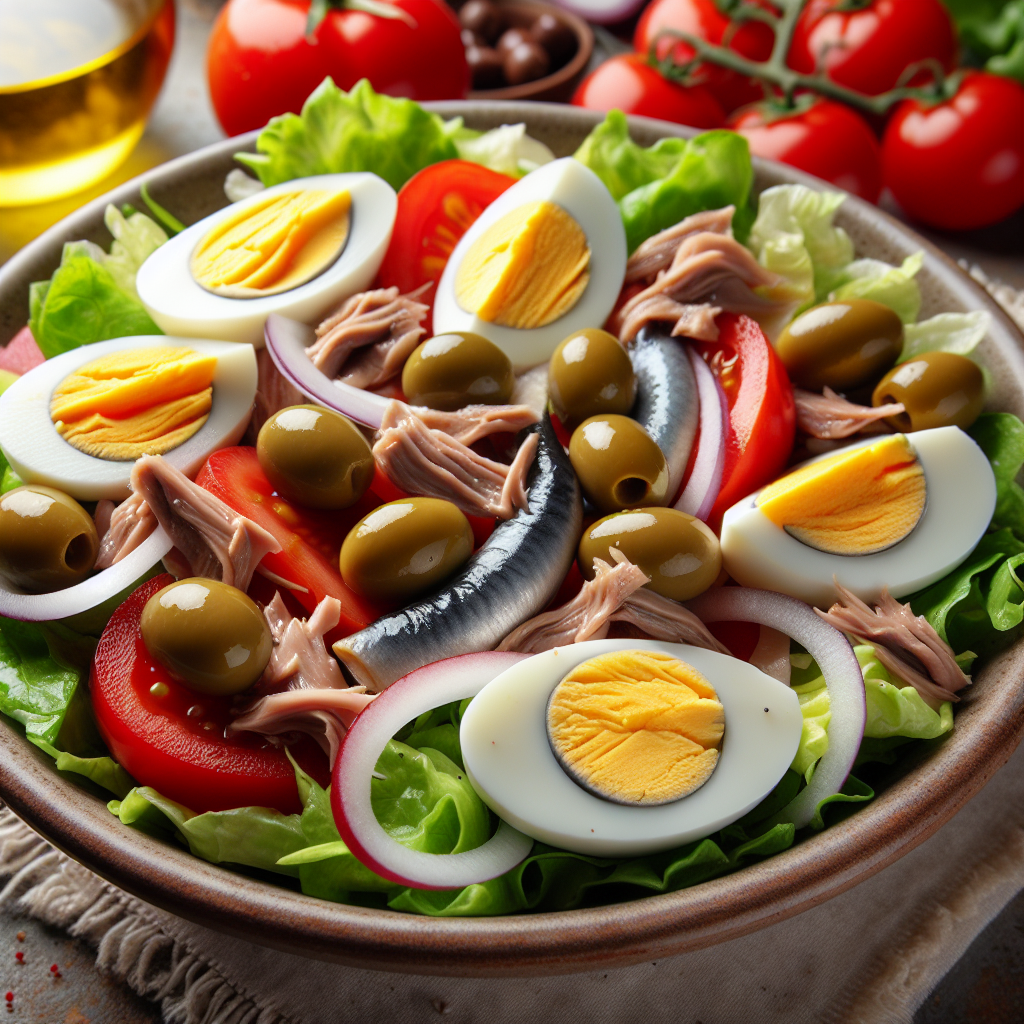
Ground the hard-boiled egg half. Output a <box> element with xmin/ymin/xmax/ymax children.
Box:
<box><xmin>432</xmin><ymin>158</ymin><xmax>627</xmax><ymax>371</ymax></box>
<box><xmin>460</xmin><ymin>639</ymin><xmax>802</xmax><ymax>857</ymax></box>
<box><xmin>721</xmin><ymin>427</ymin><xmax>996</xmax><ymax>608</ymax></box>
<box><xmin>137</xmin><ymin>173</ymin><xmax>397</xmax><ymax>346</ymax></box>
<box><xmin>0</xmin><ymin>336</ymin><xmax>256</xmax><ymax>501</ymax></box>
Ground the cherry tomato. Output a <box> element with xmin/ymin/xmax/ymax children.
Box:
<box><xmin>727</xmin><ymin>99</ymin><xmax>883</xmax><ymax>202</ymax></box>
<box><xmin>572</xmin><ymin>54</ymin><xmax>725</xmax><ymax>129</ymax></box>
<box><xmin>634</xmin><ymin>0</ymin><xmax>775</xmax><ymax>113</ymax></box>
<box><xmin>882</xmin><ymin>72</ymin><xmax>1024</xmax><ymax>231</ymax></box>
<box><xmin>694</xmin><ymin>313</ymin><xmax>795</xmax><ymax>529</ymax></box>
<box><xmin>195</xmin><ymin>446</ymin><xmax>386</xmax><ymax>643</ymax></box>
<box><xmin>375</xmin><ymin>160</ymin><xmax>516</xmax><ymax>334</ymax></box>
<box><xmin>91</xmin><ymin>574</ymin><xmax>330</xmax><ymax>814</ymax></box>
<box><xmin>788</xmin><ymin>0</ymin><xmax>956</xmax><ymax>97</ymax></box>
<box><xmin>207</xmin><ymin>0</ymin><xmax>468</xmax><ymax>137</ymax></box>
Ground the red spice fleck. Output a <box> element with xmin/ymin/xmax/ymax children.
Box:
<box><xmin>14</xmin><ymin>932</ymin><xmax>24</xmax><ymax>942</ymax></box>
<box><xmin>4</xmin><ymin>993</ymin><xmax>12</xmax><ymax>1003</ymax></box>
<box><xmin>50</xmin><ymin>964</ymin><xmax>59</xmax><ymax>974</ymax></box>
<box><xmin>14</xmin><ymin>951</ymin><xmax>23</xmax><ymax>963</ymax></box>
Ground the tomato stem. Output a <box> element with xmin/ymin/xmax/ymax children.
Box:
<box><xmin>306</xmin><ymin>0</ymin><xmax>417</xmax><ymax>41</ymax></box>
<box><xmin>652</xmin><ymin>0</ymin><xmax>945</xmax><ymax>116</ymax></box>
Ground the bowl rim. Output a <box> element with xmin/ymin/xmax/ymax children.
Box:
<box><xmin>1</xmin><ymin>102</ymin><xmax>1023</xmax><ymax>977</ymax></box>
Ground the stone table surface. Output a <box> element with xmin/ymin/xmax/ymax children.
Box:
<box><xmin>0</xmin><ymin>1</ymin><xmax>1022</xmax><ymax>1021</ymax></box>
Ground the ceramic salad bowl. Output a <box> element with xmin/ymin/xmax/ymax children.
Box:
<box><xmin>0</xmin><ymin>102</ymin><xmax>1022</xmax><ymax>977</ymax></box>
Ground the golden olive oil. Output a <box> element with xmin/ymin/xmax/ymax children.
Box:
<box><xmin>0</xmin><ymin>0</ymin><xmax>174</xmax><ymax>206</ymax></box>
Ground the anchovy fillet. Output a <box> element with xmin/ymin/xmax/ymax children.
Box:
<box><xmin>630</xmin><ymin>326</ymin><xmax>699</xmax><ymax>500</ymax></box>
<box><xmin>334</xmin><ymin>415</ymin><xmax>582</xmax><ymax>691</ymax></box>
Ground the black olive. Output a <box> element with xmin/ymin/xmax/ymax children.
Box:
<box><xmin>497</xmin><ymin>27</ymin><xmax>532</xmax><ymax>56</ymax></box>
<box><xmin>531</xmin><ymin>13</ymin><xmax>576</xmax><ymax>66</ymax></box>
<box><xmin>466</xmin><ymin>45</ymin><xmax>505</xmax><ymax>90</ymax></box>
<box><xmin>460</xmin><ymin>0</ymin><xmax>503</xmax><ymax>45</ymax></box>
<box><xmin>504</xmin><ymin>40</ymin><xmax>550</xmax><ymax>86</ymax></box>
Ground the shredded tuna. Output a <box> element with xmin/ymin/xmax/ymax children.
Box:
<box><xmin>619</xmin><ymin>296</ymin><xmax>722</xmax><ymax>345</ymax></box>
<box><xmin>750</xmin><ymin>625</ymin><xmax>792</xmax><ymax>685</ymax></box>
<box><xmin>413</xmin><ymin>404</ymin><xmax>539</xmax><ymax>446</ymax></box>
<box><xmin>260</xmin><ymin>592</ymin><xmax>346</xmax><ymax>692</ymax></box>
<box><xmin>306</xmin><ymin>286</ymin><xmax>429</xmax><ymax>387</ymax></box>
<box><xmin>498</xmin><ymin>549</ymin><xmax>728</xmax><ymax>655</ymax></box>
<box><xmin>129</xmin><ymin>455</ymin><xmax>282</xmax><ymax>590</ymax></box>
<box><xmin>817</xmin><ymin>581</ymin><xmax>970</xmax><ymax>708</ymax></box>
<box><xmin>95</xmin><ymin>493</ymin><xmax>156</xmax><ymax>568</ymax></box>
<box><xmin>624</xmin><ymin>206</ymin><xmax>736</xmax><ymax>283</ymax></box>
<box><xmin>373</xmin><ymin>401</ymin><xmax>537</xmax><ymax>519</ymax></box>
<box><xmin>795</xmin><ymin>386</ymin><xmax>905</xmax><ymax>439</ymax></box>
<box><xmin>230</xmin><ymin>688</ymin><xmax>375</xmax><ymax>764</ymax></box>
<box><xmin>249</xmin><ymin>348</ymin><xmax>304</xmax><ymax>439</ymax></box>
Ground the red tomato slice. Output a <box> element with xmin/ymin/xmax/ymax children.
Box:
<box><xmin>92</xmin><ymin>574</ymin><xmax>329</xmax><ymax>814</ymax></box>
<box><xmin>375</xmin><ymin>159</ymin><xmax>517</xmax><ymax>333</ymax></box>
<box><xmin>196</xmin><ymin>447</ymin><xmax>385</xmax><ymax>643</ymax></box>
<box><xmin>693</xmin><ymin>313</ymin><xmax>795</xmax><ymax>528</ymax></box>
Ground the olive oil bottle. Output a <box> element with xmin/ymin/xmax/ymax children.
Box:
<box><xmin>0</xmin><ymin>0</ymin><xmax>174</xmax><ymax>206</ymax></box>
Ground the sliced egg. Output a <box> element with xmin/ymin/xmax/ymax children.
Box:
<box><xmin>137</xmin><ymin>173</ymin><xmax>397</xmax><ymax>346</ymax></box>
<box><xmin>461</xmin><ymin>639</ymin><xmax>802</xmax><ymax>857</ymax></box>
<box><xmin>0</xmin><ymin>336</ymin><xmax>256</xmax><ymax>501</ymax></box>
<box><xmin>432</xmin><ymin>158</ymin><xmax>627</xmax><ymax>372</ymax></box>
<box><xmin>721</xmin><ymin>426</ymin><xmax>996</xmax><ymax>608</ymax></box>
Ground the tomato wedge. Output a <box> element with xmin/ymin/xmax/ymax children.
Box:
<box><xmin>693</xmin><ymin>313</ymin><xmax>795</xmax><ymax>527</ymax></box>
<box><xmin>196</xmin><ymin>447</ymin><xmax>386</xmax><ymax>643</ymax></box>
<box><xmin>92</xmin><ymin>574</ymin><xmax>329</xmax><ymax>814</ymax></box>
<box><xmin>375</xmin><ymin>159</ymin><xmax>516</xmax><ymax>333</ymax></box>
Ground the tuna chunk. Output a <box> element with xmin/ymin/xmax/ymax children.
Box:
<box><xmin>794</xmin><ymin>387</ymin><xmax>905</xmax><ymax>440</ymax></box>
<box><xmin>412</xmin><ymin>404</ymin><xmax>539</xmax><ymax>446</ymax></box>
<box><xmin>624</xmin><ymin>206</ymin><xmax>736</xmax><ymax>283</ymax></box>
<box><xmin>94</xmin><ymin>493</ymin><xmax>155</xmax><ymax>569</ymax></box>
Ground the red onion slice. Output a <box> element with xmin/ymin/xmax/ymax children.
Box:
<box><xmin>264</xmin><ymin>313</ymin><xmax>390</xmax><ymax>430</ymax></box>
<box><xmin>686</xmin><ymin>587</ymin><xmax>866</xmax><ymax>830</ymax></box>
<box><xmin>675</xmin><ymin>348</ymin><xmax>728</xmax><ymax>522</ymax></box>
<box><xmin>331</xmin><ymin>651</ymin><xmax>534</xmax><ymax>889</ymax></box>
<box><xmin>0</xmin><ymin>526</ymin><xmax>172</xmax><ymax>622</ymax></box>
<box><xmin>553</xmin><ymin>0</ymin><xmax>648</xmax><ymax>24</ymax></box>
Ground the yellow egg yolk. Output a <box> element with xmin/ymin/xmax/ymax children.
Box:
<box><xmin>547</xmin><ymin>649</ymin><xmax>725</xmax><ymax>806</ymax></box>
<box><xmin>454</xmin><ymin>200</ymin><xmax>591</xmax><ymax>329</ymax></box>
<box><xmin>191</xmin><ymin>188</ymin><xmax>351</xmax><ymax>297</ymax></box>
<box><xmin>756</xmin><ymin>434</ymin><xmax>926</xmax><ymax>555</ymax></box>
<box><xmin>50</xmin><ymin>347</ymin><xmax>216</xmax><ymax>461</ymax></box>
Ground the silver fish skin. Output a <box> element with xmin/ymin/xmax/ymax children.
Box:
<box><xmin>630</xmin><ymin>326</ymin><xmax>699</xmax><ymax>500</ymax></box>
<box><xmin>334</xmin><ymin>414</ymin><xmax>582</xmax><ymax>691</ymax></box>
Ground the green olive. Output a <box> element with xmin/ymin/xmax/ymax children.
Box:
<box><xmin>257</xmin><ymin>405</ymin><xmax>374</xmax><ymax>510</ymax></box>
<box><xmin>569</xmin><ymin>415</ymin><xmax>669</xmax><ymax>514</ymax></box>
<box><xmin>578</xmin><ymin>507</ymin><xmax>721</xmax><ymax>601</ymax></box>
<box><xmin>0</xmin><ymin>485</ymin><xmax>98</xmax><ymax>593</ymax></box>
<box><xmin>140</xmin><ymin>578</ymin><xmax>272</xmax><ymax>697</ymax></box>
<box><xmin>339</xmin><ymin>497</ymin><xmax>474</xmax><ymax>604</ymax></box>
<box><xmin>872</xmin><ymin>351</ymin><xmax>985</xmax><ymax>432</ymax></box>
<box><xmin>548</xmin><ymin>328</ymin><xmax>637</xmax><ymax>427</ymax></box>
<box><xmin>401</xmin><ymin>332</ymin><xmax>514</xmax><ymax>411</ymax></box>
<box><xmin>776</xmin><ymin>299</ymin><xmax>904</xmax><ymax>391</ymax></box>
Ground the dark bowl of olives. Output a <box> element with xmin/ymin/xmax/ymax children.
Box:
<box><xmin>456</xmin><ymin>0</ymin><xmax>594</xmax><ymax>101</ymax></box>
<box><xmin>1</xmin><ymin>103</ymin><xmax>1024</xmax><ymax>980</ymax></box>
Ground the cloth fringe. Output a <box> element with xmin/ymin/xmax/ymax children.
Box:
<box><xmin>0</xmin><ymin>805</ymin><xmax>289</xmax><ymax>1024</ymax></box>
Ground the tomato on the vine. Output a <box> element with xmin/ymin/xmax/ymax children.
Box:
<box><xmin>727</xmin><ymin>98</ymin><xmax>883</xmax><ymax>202</ymax></box>
<box><xmin>92</xmin><ymin>575</ymin><xmax>330</xmax><ymax>814</ymax></box>
<box><xmin>572</xmin><ymin>54</ymin><xmax>725</xmax><ymax>129</ymax></box>
<box><xmin>375</xmin><ymin>160</ymin><xmax>516</xmax><ymax>334</ymax></box>
<box><xmin>207</xmin><ymin>0</ymin><xmax>468</xmax><ymax>137</ymax></box>
<box><xmin>693</xmin><ymin>313</ymin><xmax>795</xmax><ymax>528</ymax></box>
<box><xmin>788</xmin><ymin>0</ymin><xmax>956</xmax><ymax>97</ymax></box>
<box><xmin>634</xmin><ymin>0</ymin><xmax>775</xmax><ymax>113</ymax></box>
<box><xmin>882</xmin><ymin>72</ymin><xmax>1024</xmax><ymax>230</ymax></box>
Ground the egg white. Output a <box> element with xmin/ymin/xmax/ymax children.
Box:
<box><xmin>0</xmin><ymin>336</ymin><xmax>257</xmax><ymax>501</ymax></box>
<box><xmin>720</xmin><ymin>426</ymin><xmax>996</xmax><ymax>609</ymax></box>
<box><xmin>136</xmin><ymin>173</ymin><xmax>398</xmax><ymax>346</ymax></box>
<box><xmin>432</xmin><ymin>158</ymin><xmax>627</xmax><ymax>372</ymax></box>
<box><xmin>460</xmin><ymin>638</ymin><xmax>802</xmax><ymax>857</ymax></box>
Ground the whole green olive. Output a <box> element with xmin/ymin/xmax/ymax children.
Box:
<box><xmin>257</xmin><ymin>405</ymin><xmax>374</xmax><ymax>510</ymax></box>
<box><xmin>569</xmin><ymin>415</ymin><xmax>670</xmax><ymax>514</ymax></box>
<box><xmin>339</xmin><ymin>497</ymin><xmax>474</xmax><ymax>604</ymax></box>
<box><xmin>0</xmin><ymin>485</ymin><xmax>98</xmax><ymax>593</ymax></box>
<box><xmin>401</xmin><ymin>331</ymin><xmax>514</xmax><ymax>411</ymax></box>
<box><xmin>140</xmin><ymin>578</ymin><xmax>272</xmax><ymax>697</ymax></box>
<box><xmin>578</xmin><ymin>507</ymin><xmax>722</xmax><ymax>601</ymax></box>
<box><xmin>548</xmin><ymin>327</ymin><xmax>637</xmax><ymax>427</ymax></box>
<box><xmin>872</xmin><ymin>350</ymin><xmax>986</xmax><ymax>431</ymax></box>
<box><xmin>776</xmin><ymin>299</ymin><xmax>904</xmax><ymax>391</ymax></box>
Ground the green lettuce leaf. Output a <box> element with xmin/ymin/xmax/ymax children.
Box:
<box><xmin>448</xmin><ymin>121</ymin><xmax>555</xmax><ymax>178</ymax></box>
<box><xmin>99</xmin><ymin>205</ymin><xmax>168</xmax><ymax>299</ymax></box>
<box><xmin>944</xmin><ymin>0</ymin><xmax>1024</xmax><ymax>83</ymax></box>
<box><xmin>746</xmin><ymin>184</ymin><xmax>855</xmax><ymax>310</ymax></box>
<box><xmin>829</xmin><ymin>252</ymin><xmax>924</xmax><ymax>324</ymax></box>
<box><xmin>968</xmin><ymin>412</ymin><xmax>1024</xmax><ymax>539</ymax></box>
<box><xmin>237</xmin><ymin>78</ymin><xmax>459</xmax><ymax>192</ymax></box>
<box><xmin>898</xmin><ymin>310</ymin><xmax>991</xmax><ymax>363</ymax></box>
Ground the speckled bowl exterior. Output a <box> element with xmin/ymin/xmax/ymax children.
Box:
<box><xmin>1</xmin><ymin>104</ymin><xmax>1022</xmax><ymax>977</ymax></box>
